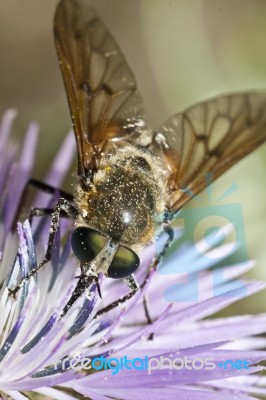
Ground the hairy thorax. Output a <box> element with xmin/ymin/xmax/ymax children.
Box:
<box><xmin>75</xmin><ymin>147</ymin><xmax>168</xmax><ymax>250</ymax></box>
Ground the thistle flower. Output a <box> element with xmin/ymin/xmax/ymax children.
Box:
<box><xmin>0</xmin><ymin>109</ymin><xmax>266</xmax><ymax>400</ymax></box>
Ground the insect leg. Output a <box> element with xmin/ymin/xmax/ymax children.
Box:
<box><xmin>13</xmin><ymin>178</ymin><xmax>74</xmax><ymax>229</ymax></box>
<box><xmin>149</xmin><ymin>226</ymin><xmax>175</xmax><ymax>272</ymax></box>
<box><xmin>23</xmin><ymin>178</ymin><xmax>73</xmax><ymax>201</ymax></box>
<box><xmin>60</xmin><ymin>273</ymin><xmax>97</xmax><ymax>317</ymax></box>
<box><xmin>141</xmin><ymin>226</ymin><xmax>175</xmax><ymax>333</ymax></box>
<box><xmin>8</xmin><ymin>198</ymin><xmax>77</xmax><ymax>297</ymax></box>
<box><xmin>94</xmin><ymin>275</ymin><xmax>138</xmax><ymax>319</ymax></box>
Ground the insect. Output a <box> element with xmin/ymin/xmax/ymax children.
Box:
<box><xmin>9</xmin><ymin>0</ymin><xmax>266</xmax><ymax>317</ymax></box>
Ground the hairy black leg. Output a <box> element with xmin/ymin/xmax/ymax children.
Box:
<box><xmin>149</xmin><ymin>226</ymin><xmax>175</xmax><ymax>272</ymax></box>
<box><xmin>93</xmin><ymin>275</ymin><xmax>138</xmax><ymax>319</ymax></box>
<box><xmin>60</xmin><ymin>273</ymin><xmax>97</xmax><ymax>317</ymax></box>
<box><xmin>13</xmin><ymin>178</ymin><xmax>73</xmax><ymax>229</ymax></box>
<box><xmin>141</xmin><ymin>226</ymin><xmax>175</xmax><ymax>336</ymax></box>
<box><xmin>8</xmin><ymin>198</ymin><xmax>77</xmax><ymax>297</ymax></box>
<box><xmin>143</xmin><ymin>296</ymin><xmax>154</xmax><ymax>340</ymax></box>
<box><xmin>25</xmin><ymin>179</ymin><xmax>73</xmax><ymax>202</ymax></box>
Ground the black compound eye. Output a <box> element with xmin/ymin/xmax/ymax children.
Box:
<box><xmin>71</xmin><ymin>227</ymin><xmax>107</xmax><ymax>263</ymax></box>
<box><xmin>107</xmin><ymin>246</ymin><xmax>140</xmax><ymax>279</ymax></box>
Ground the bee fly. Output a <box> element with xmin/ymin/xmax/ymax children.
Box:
<box><xmin>9</xmin><ymin>0</ymin><xmax>266</xmax><ymax>317</ymax></box>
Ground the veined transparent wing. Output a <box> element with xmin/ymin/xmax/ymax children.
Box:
<box><xmin>54</xmin><ymin>0</ymin><xmax>145</xmax><ymax>177</ymax></box>
<box><xmin>152</xmin><ymin>92</ymin><xmax>266</xmax><ymax>211</ymax></box>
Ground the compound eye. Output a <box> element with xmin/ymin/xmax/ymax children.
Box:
<box><xmin>71</xmin><ymin>227</ymin><xmax>107</xmax><ymax>263</ymax></box>
<box><xmin>107</xmin><ymin>246</ymin><xmax>140</xmax><ymax>279</ymax></box>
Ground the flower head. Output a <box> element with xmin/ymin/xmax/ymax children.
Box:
<box><xmin>0</xmin><ymin>109</ymin><xmax>266</xmax><ymax>400</ymax></box>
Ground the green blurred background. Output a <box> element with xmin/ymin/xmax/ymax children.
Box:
<box><xmin>0</xmin><ymin>0</ymin><xmax>265</xmax><ymax>314</ymax></box>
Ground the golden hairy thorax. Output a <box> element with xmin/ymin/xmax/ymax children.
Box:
<box><xmin>75</xmin><ymin>147</ymin><xmax>168</xmax><ymax>251</ymax></box>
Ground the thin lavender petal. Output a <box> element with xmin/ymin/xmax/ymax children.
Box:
<box><xmin>90</xmin><ymin>304</ymin><xmax>173</xmax><ymax>358</ymax></box>
<box><xmin>21</xmin><ymin>313</ymin><xmax>58</xmax><ymax>354</ymax></box>
<box><xmin>0</xmin><ymin>369</ymin><xmax>79</xmax><ymax>391</ymax></box>
<box><xmin>158</xmin><ymin>281</ymin><xmax>266</xmax><ymax>330</ymax></box>
<box><xmin>92</xmin><ymin>295</ymin><xmax>266</xmax><ymax>357</ymax></box>
<box><xmin>0</xmin><ymin>286</ymin><xmax>37</xmax><ymax>366</ymax></box>
<box><xmin>162</xmin><ymin>314</ymin><xmax>266</xmax><ymax>350</ymax></box>
<box><xmin>72</xmin><ymin>365</ymin><xmax>264</xmax><ymax>388</ymax></box>
<box><xmin>63</xmin><ymin>388</ymin><xmax>110</xmax><ymax>400</ymax></box>
<box><xmin>23</xmin><ymin>220</ymin><xmax>37</xmax><ymax>273</ymax></box>
<box><xmin>92</xmin><ymin>308</ymin><xmax>126</xmax><ymax>349</ymax></box>
<box><xmin>6</xmin><ymin>302</ymin><xmax>76</xmax><ymax>376</ymax></box>
<box><xmin>36</xmin><ymin>387</ymin><xmax>79</xmax><ymax>400</ymax></box>
<box><xmin>4</xmin><ymin>391</ymin><xmax>29</xmax><ymax>400</ymax></box>
<box><xmin>17</xmin><ymin>222</ymin><xmax>28</xmax><ymax>279</ymax></box>
<box><xmin>198</xmin><ymin>349</ymin><xmax>266</xmax><ymax>363</ymax></box>
<box><xmin>1</xmin><ymin>163</ymin><xmax>18</xmax><ymax>232</ymax></box>
<box><xmin>58</xmin><ymin>235</ymin><xmax>72</xmax><ymax>274</ymax></box>
<box><xmin>111</xmin><ymin>341</ymin><xmax>230</xmax><ymax>365</ymax></box>
<box><xmin>0</xmin><ymin>109</ymin><xmax>17</xmax><ymax>150</ymax></box>
<box><xmin>5</xmin><ymin>123</ymin><xmax>39</xmax><ymax>232</ymax></box>
<box><xmin>68</xmin><ymin>287</ymin><xmax>99</xmax><ymax>337</ymax></box>
<box><xmin>34</xmin><ymin>130</ymin><xmax>75</xmax><ymax>208</ymax></box>
<box><xmin>204</xmin><ymin>375</ymin><xmax>266</xmax><ymax>395</ymax></box>
<box><xmin>11</xmin><ymin>326</ymin><xmax>68</xmax><ymax>378</ymax></box>
<box><xmin>80</xmin><ymin>387</ymin><xmax>258</xmax><ymax>400</ymax></box>
<box><xmin>0</xmin><ymin>313</ymin><xmax>25</xmax><ymax>362</ymax></box>
<box><xmin>32</xmin><ymin>190</ymin><xmax>60</xmax><ymax>242</ymax></box>
<box><xmin>44</xmin><ymin>130</ymin><xmax>76</xmax><ymax>187</ymax></box>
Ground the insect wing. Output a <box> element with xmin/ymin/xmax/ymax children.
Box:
<box><xmin>153</xmin><ymin>92</ymin><xmax>266</xmax><ymax>211</ymax></box>
<box><xmin>54</xmin><ymin>0</ymin><xmax>145</xmax><ymax>176</ymax></box>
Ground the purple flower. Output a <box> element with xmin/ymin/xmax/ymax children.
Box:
<box><xmin>0</xmin><ymin>109</ymin><xmax>266</xmax><ymax>400</ymax></box>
